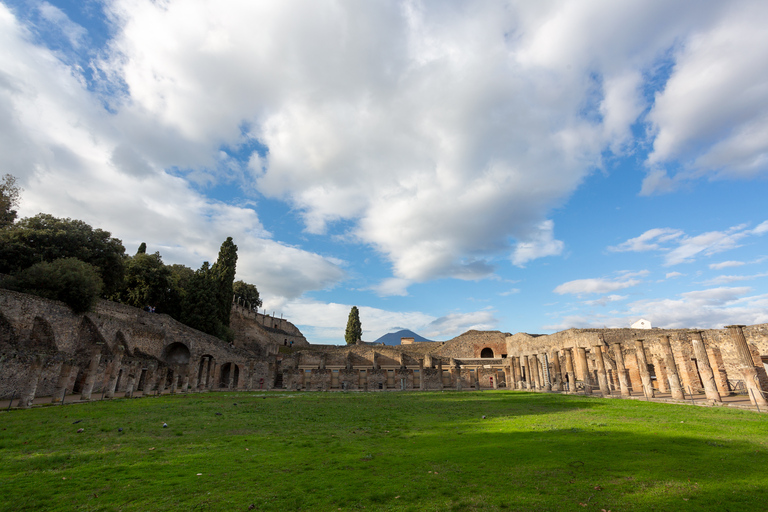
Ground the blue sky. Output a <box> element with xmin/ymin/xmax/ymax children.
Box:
<box><xmin>2</xmin><ymin>0</ymin><xmax>767</xmax><ymax>343</ymax></box>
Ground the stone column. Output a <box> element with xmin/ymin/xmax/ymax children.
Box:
<box><xmin>156</xmin><ymin>367</ymin><xmax>168</xmax><ymax>395</ymax></box>
<box><xmin>659</xmin><ymin>335</ymin><xmax>684</xmax><ymax>399</ymax></box>
<box><xmin>142</xmin><ymin>363</ymin><xmax>156</xmax><ymax>395</ymax></box>
<box><xmin>80</xmin><ymin>345</ymin><xmax>104</xmax><ymax>401</ymax></box>
<box><xmin>514</xmin><ymin>357</ymin><xmax>524</xmax><ymax>389</ymax></box>
<box><xmin>593</xmin><ymin>345</ymin><xmax>611</xmax><ymax>397</ymax></box>
<box><xmin>522</xmin><ymin>356</ymin><xmax>531</xmax><ymax>390</ymax></box>
<box><xmin>541</xmin><ymin>354</ymin><xmax>552</xmax><ymax>391</ymax></box>
<box><xmin>51</xmin><ymin>361</ymin><xmax>74</xmax><ymax>403</ymax></box>
<box><xmin>169</xmin><ymin>367</ymin><xmax>178</xmax><ymax>394</ymax></box>
<box><xmin>611</xmin><ymin>343</ymin><xmax>631</xmax><ymax>397</ymax></box>
<box><xmin>503</xmin><ymin>360</ymin><xmax>512</xmax><ymax>390</ymax></box>
<box><xmin>419</xmin><ymin>359</ymin><xmax>425</xmax><ymax>390</ymax></box>
<box><xmin>634</xmin><ymin>340</ymin><xmax>655</xmax><ymax>398</ymax></box>
<box><xmin>104</xmin><ymin>348</ymin><xmax>124</xmax><ymax>399</ymax></box>
<box><xmin>189</xmin><ymin>359</ymin><xmax>200</xmax><ymax>392</ymax></box>
<box><xmin>209</xmin><ymin>361</ymin><xmax>219</xmax><ymax>390</ymax></box>
<box><xmin>181</xmin><ymin>365</ymin><xmax>191</xmax><ymax>393</ymax></box>
<box><xmin>653</xmin><ymin>356</ymin><xmax>668</xmax><ymax>393</ymax></box>
<box><xmin>18</xmin><ymin>356</ymin><xmax>44</xmax><ymax>409</ymax></box>
<box><xmin>551</xmin><ymin>351</ymin><xmax>562</xmax><ymax>391</ymax></box>
<box><xmin>528</xmin><ymin>355</ymin><xmax>539</xmax><ymax>390</ymax></box>
<box><xmin>564</xmin><ymin>348</ymin><xmax>576</xmax><ymax>392</ymax></box>
<box><xmin>124</xmin><ymin>363</ymin><xmax>137</xmax><ymax>398</ymax></box>
<box><xmin>688</xmin><ymin>331</ymin><xmax>721</xmax><ymax>402</ymax></box>
<box><xmin>437</xmin><ymin>360</ymin><xmax>444</xmax><ymax>390</ymax></box>
<box><xmin>725</xmin><ymin>325</ymin><xmax>768</xmax><ymax>407</ymax></box>
<box><xmin>576</xmin><ymin>347</ymin><xmax>591</xmax><ymax>394</ymax></box>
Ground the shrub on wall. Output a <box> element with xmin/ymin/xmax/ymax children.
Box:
<box><xmin>2</xmin><ymin>257</ymin><xmax>103</xmax><ymax>313</ymax></box>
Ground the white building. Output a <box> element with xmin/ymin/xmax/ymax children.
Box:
<box><xmin>631</xmin><ymin>318</ymin><xmax>652</xmax><ymax>329</ymax></box>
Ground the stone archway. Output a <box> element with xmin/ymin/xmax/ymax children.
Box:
<box><xmin>162</xmin><ymin>342</ymin><xmax>191</xmax><ymax>365</ymax></box>
<box><xmin>480</xmin><ymin>347</ymin><xmax>494</xmax><ymax>358</ymax></box>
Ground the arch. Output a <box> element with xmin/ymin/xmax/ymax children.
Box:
<box><xmin>162</xmin><ymin>342</ymin><xmax>191</xmax><ymax>365</ymax></box>
<box><xmin>196</xmin><ymin>355</ymin><xmax>215</xmax><ymax>389</ymax></box>
<box><xmin>480</xmin><ymin>347</ymin><xmax>495</xmax><ymax>358</ymax></box>
<box><xmin>0</xmin><ymin>311</ymin><xmax>18</xmax><ymax>348</ymax></box>
<box><xmin>74</xmin><ymin>316</ymin><xmax>106</xmax><ymax>356</ymax></box>
<box><xmin>30</xmin><ymin>316</ymin><xmax>58</xmax><ymax>354</ymax></box>
<box><xmin>219</xmin><ymin>362</ymin><xmax>239</xmax><ymax>388</ymax></box>
<box><xmin>112</xmin><ymin>331</ymin><xmax>132</xmax><ymax>357</ymax></box>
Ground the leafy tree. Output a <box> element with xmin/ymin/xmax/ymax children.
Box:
<box><xmin>120</xmin><ymin>251</ymin><xmax>174</xmax><ymax>312</ymax></box>
<box><xmin>210</xmin><ymin>237</ymin><xmax>238</xmax><ymax>328</ymax></box>
<box><xmin>233</xmin><ymin>280</ymin><xmax>262</xmax><ymax>310</ymax></box>
<box><xmin>3</xmin><ymin>258</ymin><xmax>103</xmax><ymax>313</ymax></box>
<box><xmin>345</xmin><ymin>306</ymin><xmax>362</xmax><ymax>345</ymax></box>
<box><xmin>0</xmin><ymin>174</ymin><xmax>21</xmax><ymax>228</ymax></box>
<box><xmin>180</xmin><ymin>262</ymin><xmax>222</xmax><ymax>338</ymax></box>
<box><xmin>136</xmin><ymin>242</ymin><xmax>147</xmax><ymax>254</ymax></box>
<box><xmin>0</xmin><ymin>213</ymin><xmax>125</xmax><ymax>296</ymax></box>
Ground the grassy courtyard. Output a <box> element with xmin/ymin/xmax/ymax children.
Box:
<box><xmin>0</xmin><ymin>391</ymin><xmax>766</xmax><ymax>511</ymax></box>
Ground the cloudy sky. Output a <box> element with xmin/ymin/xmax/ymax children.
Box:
<box><xmin>2</xmin><ymin>0</ymin><xmax>768</xmax><ymax>343</ymax></box>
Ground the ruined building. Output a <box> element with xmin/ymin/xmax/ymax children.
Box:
<box><xmin>2</xmin><ymin>288</ymin><xmax>767</xmax><ymax>409</ymax></box>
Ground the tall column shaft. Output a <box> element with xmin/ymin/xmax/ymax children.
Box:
<box><xmin>551</xmin><ymin>351</ymin><xmax>563</xmax><ymax>391</ymax></box>
<box><xmin>124</xmin><ymin>363</ymin><xmax>137</xmax><ymax>398</ymax></box>
<box><xmin>653</xmin><ymin>357</ymin><xmax>668</xmax><ymax>393</ymax></box>
<box><xmin>523</xmin><ymin>356</ymin><xmax>532</xmax><ymax>390</ymax></box>
<box><xmin>725</xmin><ymin>325</ymin><xmax>768</xmax><ymax>406</ymax></box>
<box><xmin>51</xmin><ymin>362</ymin><xmax>73</xmax><ymax>403</ymax></box>
<box><xmin>594</xmin><ymin>346</ymin><xmax>610</xmax><ymax>397</ymax></box>
<box><xmin>576</xmin><ymin>347</ymin><xmax>591</xmax><ymax>394</ymax></box>
<box><xmin>611</xmin><ymin>343</ymin><xmax>630</xmax><ymax>397</ymax></box>
<box><xmin>182</xmin><ymin>368</ymin><xmax>190</xmax><ymax>393</ymax></box>
<box><xmin>634</xmin><ymin>340</ymin><xmax>655</xmax><ymax>398</ymax></box>
<box><xmin>18</xmin><ymin>356</ymin><xmax>44</xmax><ymax>409</ymax></box>
<box><xmin>530</xmin><ymin>355</ymin><xmax>541</xmax><ymax>390</ymax></box>
<box><xmin>659</xmin><ymin>335</ymin><xmax>685</xmax><ymax>399</ymax></box>
<box><xmin>564</xmin><ymin>349</ymin><xmax>575</xmax><ymax>391</ymax></box>
<box><xmin>80</xmin><ymin>346</ymin><xmax>103</xmax><ymax>401</ymax></box>
<box><xmin>541</xmin><ymin>354</ymin><xmax>552</xmax><ymax>391</ymax></box>
<box><xmin>689</xmin><ymin>331</ymin><xmax>721</xmax><ymax>402</ymax></box>
<box><xmin>156</xmin><ymin>367</ymin><xmax>168</xmax><ymax>395</ymax></box>
<box><xmin>515</xmin><ymin>357</ymin><xmax>524</xmax><ymax>389</ymax></box>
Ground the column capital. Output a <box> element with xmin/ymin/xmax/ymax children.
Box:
<box><xmin>724</xmin><ymin>324</ymin><xmax>746</xmax><ymax>329</ymax></box>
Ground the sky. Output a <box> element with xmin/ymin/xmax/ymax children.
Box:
<box><xmin>2</xmin><ymin>0</ymin><xmax>767</xmax><ymax>344</ymax></box>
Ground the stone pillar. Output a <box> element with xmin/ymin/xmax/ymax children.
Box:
<box><xmin>541</xmin><ymin>354</ymin><xmax>552</xmax><ymax>391</ymax></box>
<box><xmin>725</xmin><ymin>325</ymin><xmax>768</xmax><ymax>407</ymax></box>
<box><xmin>688</xmin><ymin>331</ymin><xmax>721</xmax><ymax>402</ymax></box>
<box><xmin>551</xmin><ymin>351</ymin><xmax>562</xmax><ymax>392</ymax></box>
<box><xmin>611</xmin><ymin>343</ymin><xmax>631</xmax><ymax>397</ymax></box>
<box><xmin>124</xmin><ymin>363</ymin><xmax>138</xmax><ymax>398</ymax></box>
<box><xmin>18</xmin><ymin>356</ymin><xmax>44</xmax><ymax>409</ymax></box>
<box><xmin>104</xmin><ymin>348</ymin><xmax>124</xmax><ymax>399</ymax></box>
<box><xmin>514</xmin><ymin>357</ymin><xmax>524</xmax><ymax>389</ymax></box>
<box><xmin>634</xmin><ymin>340</ymin><xmax>655</xmax><ymax>398</ymax></box>
<box><xmin>523</xmin><ymin>356</ymin><xmax>531</xmax><ymax>390</ymax></box>
<box><xmin>80</xmin><ymin>345</ymin><xmax>103</xmax><ymax>401</ymax></box>
<box><xmin>181</xmin><ymin>365</ymin><xmax>191</xmax><ymax>393</ymax></box>
<box><xmin>576</xmin><ymin>347</ymin><xmax>591</xmax><ymax>394</ymax></box>
<box><xmin>156</xmin><ymin>367</ymin><xmax>168</xmax><ymax>395</ymax></box>
<box><xmin>659</xmin><ymin>335</ymin><xmax>684</xmax><ymax>400</ymax></box>
<box><xmin>419</xmin><ymin>359</ymin><xmax>425</xmax><ymax>390</ymax></box>
<box><xmin>437</xmin><ymin>360</ymin><xmax>444</xmax><ymax>390</ymax></box>
<box><xmin>503</xmin><ymin>360</ymin><xmax>512</xmax><ymax>390</ymax></box>
<box><xmin>593</xmin><ymin>345</ymin><xmax>611</xmax><ymax>397</ymax></box>
<box><xmin>564</xmin><ymin>348</ymin><xmax>576</xmax><ymax>392</ymax></box>
<box><xmin>653</xmin><ymin>356</ymin><xmax>668</xmax><ymax>393</ymax></box>
<box><xmin>51</xmin><ymin>361</ymin><xmax>74</xmax><ymax>403</ymax></box>
<box><xmin>142</xmin><ymin>363</ymin><xmax>157</xmax><ymax>395</ymax></box>
<box><xmin>169</xmin><ymin>367</ymin><xmax>178</xmax><ymax>394</ymax></box>
<box><xmin>190</xmin><ymin>359</ymin><xmax>201</xmax><ymax>392</ymax></box>
<box><xmin>209</xmin><ymin>361</ymin><xmax>219</xmax><ymax>390</ymax></box>
<box><xmin>527</xmin><ymin>355</ymin><xmax>537</xmax><ymax>390</ymax></box>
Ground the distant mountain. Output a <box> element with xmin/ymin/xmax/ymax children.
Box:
<box><xmin>373</xmin><ymin>329</ymin><xmax>434</xmax><ymax>346</ymax></box>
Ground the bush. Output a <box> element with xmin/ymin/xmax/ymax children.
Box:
<box><xmin>3</xmin><ymin>257</ymin><xmax>103</xmax><ymax>313</ymax></box>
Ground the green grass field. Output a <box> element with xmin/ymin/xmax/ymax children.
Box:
<box><xmin>1</xmin><ymin>391</ymin><xmax>766</xmax><ymax>511</ymax></box>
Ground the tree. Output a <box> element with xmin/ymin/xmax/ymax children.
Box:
<box><xmin>0</xmin><ymin>213</ymin><xmax>125</xmax><ymax>296</ymax></box>
<box><xmin>3</xmin><ymin>257</ymin><xmax>103</xmax><ymax>313</ymax></box>
<box><xmin>119</xmin><ymin>251</ymin><xmax>174</xmax><ymax>312</ymax></box>
<box><xmin>136</xmin><ymin>242</ymin><xmax>147</xmax><ymax>254</ymax></box>
<box><xmin>345</xmin><ymin>306</ymin><xmax>362</xmax><ymax>345</ymax></box>
<box><xmin>180</xmin><ymin>262</ymin><xmax>222</xmax><ymax>339</ymax></box>
<box><xmin>210</xmin><ymin>237</ymin><xmax>238</xmax><ymax>328</ymax></box>
<box><xmin>233</xmin><ymin>280</ymin><xmax>262</xmax><ymax>310</ymax></box>
<box><xmin>0</xmin><ymin>174</ymin><xmax>21</xmax><ymax>228</ymax></box>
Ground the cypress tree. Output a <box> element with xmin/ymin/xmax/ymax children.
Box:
<box><xmin>210</xmin><ymin>237</ymin><xmax>238</xmax><ymax>328</ymax></box>
<box><xmin>345</xmin><ymin>306</ymin><xmax>362</xmax><ymax>345</ymax></box>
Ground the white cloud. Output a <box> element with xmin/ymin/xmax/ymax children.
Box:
<box><xmin>553</xmin><ymin>277</ymin><xmax>641</xmax><ymax>296</ymax></box>
<box><xmin>583</xmin><ymin>294</ymin><xmax>627</xmax><ymax>307</ymax></box>
<box><xmin>709</xmin><ymin>261</ymin><xmax>745</xmax><ymax>269</ymax></box>
<box><xmin>644</xmin><ymin>1</ymin><xmax>768</xmax><ymax>193</ymax></box>
<box><xmin>701</xmin><ymin>272</ymin><xmax>768</xmax><ymax>286</ymax></box>
<box><xmin>499</xmin><ymin>288</ymin><xmax>521</xmax><ymax>296</ymax></box>
<box><xmin>609</xmin><ymin>228</ymin><xmax>684</xmax><ymax>252</ymax></box>
<box><xmin>610</xmin><ymin>223</ymin><xmax>767</xmax><ymax>265</ymax></box>
<box><xmin>422</xmin><ymin>310</ymin><xmax>498</xmax><ymax>339</ymax></box>
<box><xmin>371</xmin><ymin>278</ymin><xmax>412</xmax><ymax>297</ymax></box>
<box><xmin>512</xmin><ymin>220</ymin><xmax>564</xmax><ymax>267</ymax></box>
<box><xmin>665</xmin><ymin>271</ymin><xmax>683</xmax><ymax>279</ymax></box>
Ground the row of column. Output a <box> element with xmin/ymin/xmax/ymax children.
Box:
<box><xmin>508</xmin><ymin>326</ymin><xmax>767</xmax><ymax>407</ymax></box>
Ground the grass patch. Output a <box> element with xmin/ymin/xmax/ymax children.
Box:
<box><xmin>1</xmin><ymin>391</ymin><xmax>766</xmax><ymax>511</ymax></box>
